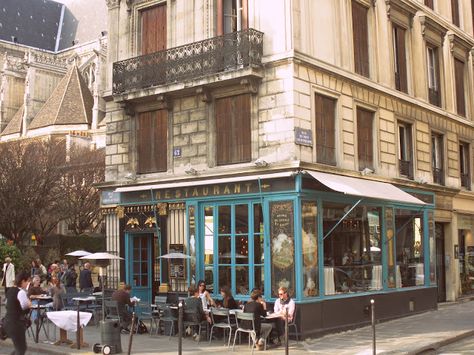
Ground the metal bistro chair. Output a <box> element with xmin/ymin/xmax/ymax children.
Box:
<box><xmin>104</xmin><ymin>300</ymin><xmax>122</xmax><ymax>323</ymax></box>
<box><xmin>288</xmin><ymin>308</ymin><xmax>299</xmax><ymax>343</ymax></box>
<box><xmin>232</xmin><ymin>312</ymin><xmax>257</xmax><ymax>354</ymax></box>
<box><xmin>209</xmin><ymin>307</ymin><xmax>234</xmax><ymax>347</ymax></box>
<box><xmin>183</xmin><ymin>308</ymin><xmax>208</xmax><ymax>343</ymax></box>
<box><xmin>158</xmin><ymin>304</ymin><xmax>178</xmax><ymax>339</ymax></box>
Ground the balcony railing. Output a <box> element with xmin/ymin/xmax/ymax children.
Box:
<box><xmin>432</xmin><ymin>168</ymin><xmax>444</xmax><ymax>185</ymax></box>
<box><xmin>461</xmin><ymin>173</ymin><xmax>471</xmax><ymax>189</ymax></box>
<box><xmin>113</xmin><ymin>28</ymin><xmax>264</xmax><ymax>95</ymax></box>
<box><xmin>399</xmin><ymin>159</ymin><xmax>413</xmax><ymax>179</ymax></box>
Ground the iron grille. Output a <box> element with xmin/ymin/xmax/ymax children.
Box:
<box><xmin>432</xmin><ymin>168</ymin><xmax>444</xmax><ymax>185</ymax></box>
<box><xmin>113</xmin><ymin>28</ymin><xmax>264</xmax><ymax>95</ymax></box>
<box><xmin>399</xmin><ymin>159</ymin><xmax>413</xmax><ymax>179</ymax></box>
<box><xmin>461</xmin><ymin>173</ymin><xmax>471</xmax><ymax>189</ymax></box>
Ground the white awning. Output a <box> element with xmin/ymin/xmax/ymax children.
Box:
<box><xmin>115</xmin><ymin>171</ymin><xmax>294</xmax><ymax>193</ymax></box>
<box><xmin>305</xmin><ymin>171</ymin><xmax>425</xmax><ymax>205</ymax></box>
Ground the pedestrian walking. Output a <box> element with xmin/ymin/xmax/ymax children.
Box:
<box><xmin>79</xmin><ymin>262</ymin><xmax>93</xmax><ymax>293</ymax></box>
<box><xmin>1</xmin><ymin>257</ymin><xmax>15</xmax><ymax>295</ymax></box>
<box><xmin>4</xmin><ymin>271</ymin><xmax>32</xmax><ymax>355</ymax></box>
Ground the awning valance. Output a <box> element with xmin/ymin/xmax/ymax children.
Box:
<box><xmin>115</xmin><ymin>171</ymin><xmax>294</xmax><ymax>193</ymax></box>
<box><xmin>305</xmin><ymin>171</ymin><xmax>425</xmax><ymax>206</ymax></box>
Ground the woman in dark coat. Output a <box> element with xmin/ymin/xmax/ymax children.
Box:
<box><xmin>4</xmin><ymin>271</ymin><xmax>31</xmax><ymax>355</ymax></box>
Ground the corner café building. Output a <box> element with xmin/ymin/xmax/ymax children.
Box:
<box><xmin>101</xmin><ymin>168</ymin><xmax>435</xmax><ymax>337</ymax></box>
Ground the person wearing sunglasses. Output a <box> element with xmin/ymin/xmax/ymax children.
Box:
<box><xmin>272</xmin><ymin>287</ymin><xmax>295</xmax><ymax>345</ymax></box>
<box><xmin>197</xmin><ymin>280</ymin><xmax>215</xmax><ymax>310</ymax></box>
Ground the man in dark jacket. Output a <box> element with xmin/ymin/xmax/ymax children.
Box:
<box><xmin>79</xmin><ymin>262</ymin><xmax>93</xmax><ymax>292</ymax></box>
<box><xmin>111</xmin><ymin>284</ymin><xmax>135</xmax><ymax>332</ymax></box>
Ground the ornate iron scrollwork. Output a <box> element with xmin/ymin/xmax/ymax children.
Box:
<box><xmin>112</xmin><ymin>28</ymin><xmax>264</xmax><ymax>95</ymax></box>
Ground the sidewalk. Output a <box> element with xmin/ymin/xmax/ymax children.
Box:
<box><xmin>2</xmin><ymin>299</ymin><xmax>474</xmax><ymax>354</ymax></box>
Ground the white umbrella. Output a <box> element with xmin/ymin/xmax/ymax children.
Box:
<box><xmin>159</xmin><ymin>252</ymin><xmax>191</xmax><ymax>259</ymax></box>
<box><xmin>80</xmin><ymin>252</ymin><xmax>124</xmax><ymax>322</ymax></box>
<box><xmin>66</xmin><ymin>250</ymin><xmax>92</xmax><ymax>257</ymax></box>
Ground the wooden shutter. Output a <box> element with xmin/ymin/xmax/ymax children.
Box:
<box><xmin>357</xmin><ymin>107</ymin><xmax>374</xmax><ymax>170</ymax></box>
<box><xmin>137</xmin><ymin>110</ymin><xmax>167</xmax><ymax>174</ymax></box>
<box><xmin>141</xmin><ymin>4</ymin><xmax>167</xmax><ymax>55</ymax></box>
<box><xmin>451</xmin><ymin>0</ymin><xmax>460</xmax><ymax>27</ymax></box>
<box><xmin>218</xmin><ymin>0</ymin><xmax>248</xmax><ymax>35</ymax></box>
<box><xmin>315</xmin><ymin>94</ymin><xmax>336</xmax><ymax>166</ymax></box>
<box><xmin>425</xmin><ymin>0</ymin><xmax>434</xmax><ymax>9</ymax></box>
<box><xmin>393</xmin><ymin>26</ymin><xmax>408</xmax><ymax>93</ymax></box>
<box><xmin>352</xmin><ymin>1</ymin><xmax>370</xmax><ymax>77</ymax></box>
<box><xmin>215</xmin><ymin>94</ymin><xmax>251</xmax><ymax>165</ymax></box>
<box><xmin>454</xmin><ymin>58</ymin><xmax>466</xmax><ymax>116</ymax></box>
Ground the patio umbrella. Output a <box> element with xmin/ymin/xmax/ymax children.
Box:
<box><xmin>65</xmin><ymin>250</ymin><xmax>92</xmax><ymax>257</ymax></box>
<box><xmin>80</xmin><ymin>252</ymin><xmax>124</xmax><ymax>321</ymax></box>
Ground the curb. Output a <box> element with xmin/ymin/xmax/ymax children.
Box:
<box><xmin>406</xmin><ymin>329</ymin><xmax>474</xmax><ymax>355</ymax></box>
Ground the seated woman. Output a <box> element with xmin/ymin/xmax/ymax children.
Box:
<box><xmin>219</xmin><ymin>286</ymin><xmax>239</xmax><ymax>309</ymax></box>
<box><xmin>46</xmin><ymin>277</ymin><xmax>66</xmax><ymax>311</ymax></box>
<box><xmin>28</xmin><ymin>275</ymin><xmax>47</xmax><ymax>300</ymax></box>
<box><xmin>197</xmin><ymin>280</ymin><xmax>216</xmax><ymax>310</ymax></box>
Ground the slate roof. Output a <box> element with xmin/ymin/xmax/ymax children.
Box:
<box><xmin>28</xmin><ymin>65</ymin><xmax>93</xmax><ymax>130</ymax></box>
<box><xmin>1</xmin><ymin>104</ymin><xmax>24</xmax><ymax>136</ymax></box>
<box><xmin>0</xmin><ymin>0</ymin><xmax>64</xmax><ymax>51</ymax></box>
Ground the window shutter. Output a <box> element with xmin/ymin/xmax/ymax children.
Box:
<box><xmin>454</xmin><ymin>58</ymin><xmax>466</xmax><ymax>116</ymax></box>
<box><xmin>357</xmin><ymin>108</ymin><xmax>374</xmax><ymax>170</ymax></box>
<box><xmin>425</xmin><ymin>0</ymin><xmax>434</xmax><ymax>9</ymax></box>
<box><xmin>352</xmin><ymin>1</ymin><xmax>370</xmax><ymax>77</ymax></box>
<box><xmin>216</xmin><ymin>94</ymin><xmax>251</xmax><ymax>165</ymax></box>
<box><xmin>315</xmin><ymin>94</ymin><xmax>336</xmax><ymax>166</ymax></box>
<box><xmin>137</xmin><ymin>112</ymin><xmax>152</xmax><ymax>173</ymax></box>
<box><xmin>451</xmin><ymin>0</ymin><xmax>460</xmax><ymax>27</ymax></box>
<box><xmin>137</xmin><ymin>110</ymin><xmax>167</xmax><ymax>174</ymax></box>
<box><xmin>154</xmin><ymin>110</ymin><xmax>168</xmax><ymax>172</ymax></box>
<box><xmin>394</xmin><ymin>26</ymin><xmax>408</xmax><ymax>93</ymax></box>
<box><xmin>141</xmin><ymin>4</ymin><xmax>167</xmax><ymax>55</ymax></box>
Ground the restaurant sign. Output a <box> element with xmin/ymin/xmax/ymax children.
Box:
<box><xmin>121</xmin><ymin>178</ymin><xmax>294</xmax><ymax>204</ymax></box>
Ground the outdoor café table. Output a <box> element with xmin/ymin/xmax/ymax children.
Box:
<box><xmin>47</xmin><ymin>310</ymin><xmax>92</xmax><ymax>349</ymax></box>
<box><xmin>30</xmin><ymin>304</ymin><xmax>50</xmax><ymax>343</ymax></box>
<box><xmin>72</xmin><ymin>296</ymin><xmax>96</xmax><ymax>349</ymax></box>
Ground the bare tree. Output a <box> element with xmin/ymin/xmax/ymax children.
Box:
<box><xmin>59</xmin><ymin>145</ymin><xmax>105</xmax><ymax>235</ymax></box>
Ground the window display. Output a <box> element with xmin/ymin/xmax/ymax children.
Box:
<box><xmin>302</xmin><ymin>201</ymin><xmax>318</xmax><ymax>297</ymax></box>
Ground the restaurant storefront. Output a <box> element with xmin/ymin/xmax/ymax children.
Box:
<box><xmin>102</xmin><ymin>169</ymin><xmax>436</xmax><ymax>338</ymax></box>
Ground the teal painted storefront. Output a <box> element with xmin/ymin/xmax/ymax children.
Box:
<box><xmin>117</xmin><ymin>170</ymin><xmax>436</xmax><ymax>336</ymax></box>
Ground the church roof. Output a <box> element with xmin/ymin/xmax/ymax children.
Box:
<box><xmin>1</xmin><ymin>104</ymin><xmax>24</xmax><ymax>136</ymax></box>
<box><xmin>28</xmin><ymin>65</ymin><xmax>93</xmax><ymax>130</ymax></box>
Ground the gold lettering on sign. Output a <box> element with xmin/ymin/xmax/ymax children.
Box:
<box><xmin>175</xmin><ymin>190</ymin><xmax>182</xmax><ymax>198</ymax></box>
<box><xmin>245</xmin><ymin>183</ymin><xmax>252</xmax><ymax>192</ymax></box>
<box><xmin>192</xmin><ymin>188</ymin><xmax>199</xmax><ymax>197</ymax></box>
<box><xmin>184</xmin><ymin>188</ymin><xmax>189</xmax><ymax>198</ymax></box>
<box><xmin>224</xmin><ymin>185</ymin><xmax>231</xmax><ymax>194</ymax></box>
<box><xmin>234</xmin><ymin>184</ymin><xmax>241</xmax><ymax>193</ymax></box>
<box><xmin>202</xmin><ymin>187</ymin><xmax>209</xmax><ymax>196</ymax></box>
<box><xmin>214</xmin><ymin>186</ymin><xmax>220</xmax><ymax>194</ymax></box>
<box><xmin>164</xmin><ymin>191</ymin><xmax>171</xmax><ymax>199</ymax></box>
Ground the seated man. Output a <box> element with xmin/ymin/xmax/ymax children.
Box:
<box><xmin>272</xmin><ymin>287</ymin><xmax>295</xmax><ymax>345</ymax></box>
<box><xmin>243</xmin><ymin>289</ymin><xmax>272</xmax><ymax>351</ymax></box>
<box><xmin>112</xmin><ymin>284</ymin><xmax>135</xmax><ymax>333</ymax></box>
<box><xmin>184</xmin><ymin>285</ymin><xmax>211</xmax><ymax>341</ymax></box>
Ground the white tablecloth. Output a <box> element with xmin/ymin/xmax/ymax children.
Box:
<box><xmin>46</xmin><ymin>310</ymin><xmax>92</xmax><ymax>333</ymax></box>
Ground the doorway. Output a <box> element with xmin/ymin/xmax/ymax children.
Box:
<box><xmin>125</xmin><ymin>233</ymin><xmax>154</xmax><ymax>303</ymax></box>
<box><xmin>435</xmin><ymin>223</ymin><xmax>446</xmax><ymax>302</ymax></box>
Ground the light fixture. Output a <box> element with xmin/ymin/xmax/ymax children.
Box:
<box><xmin>360</xmin><ymin>167</ymin><xmax>374</xmax><ymax>176</ymax></box>
<box><xmin>254</xmin><ymin>158</ymin><xmax>268</xmax><ymax>167</ymax></box>
<box><xmin>185</xmin><ymin>166</ymin><xmax>198</xmax><ymax>175</ymax></box>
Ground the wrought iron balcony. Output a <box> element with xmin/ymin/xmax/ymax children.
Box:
<box><xmin>399</xmin><ymin>159</ymin><xmax>413</xmax><ymax>179</ymax></box>
<box><xmin>112</xmin><ymin>28</ymin><xmax>264</xmax><ymax>95</ymax></box>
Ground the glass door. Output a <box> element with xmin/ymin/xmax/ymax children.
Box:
<box><xmin>126</xmin><ymin>233</ymin><xmax>153</xmax><ymax>303</ymax></box>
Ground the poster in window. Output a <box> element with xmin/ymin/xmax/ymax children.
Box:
<box><xmin>270</xmin><ymin>201</ymin><xmax>295</xmax><ymax>295</ymax></box>
<box><xmin>169</xmin><ymin>244</ymin><xmax>185</xmax><ymax>279</ymax></box>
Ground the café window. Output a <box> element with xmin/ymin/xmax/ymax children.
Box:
<box><xmin>323</xmin><ymin>201</ymin><xmax>382</xmax><ymax>295</ymax></box>
<box><xmin>270</xmin><ymin>200</ymin><xmax>295</xmax><ymax>298</ymax></box>
<box><xmin>431</xmin><ymin>132</ymin><xmax>444</xmax><ymax>185</ymax></box>
<box><xmin>398</xmin><ymin>122</ymin><xmax>413</xmax><ymax>179</ymax></box>
<box><xmin>203</xmin><ymin>202</ymin><xmax>263</xmax><ymax>297</ymax></box>
<box><xmin>395</xmin><ymin>209</ymin><xmax>425</xmax><ymax>287</ymax></box>
<box><xmin>137</xmin><ymin>110</ymin><xmax>168</xmax><ymax>174</ymax></box>
<box><xmin>427</xmin><ymin>45</ymin><xmax>441</xmax><ymax>107</ymax></box>
<box><xmin>215</xmin><ymin>94</ymin><xmax>251</xmax><ymax>166</ymax></box>
<box><xmin>302</xmin><ymin>201</ymin><xmax>318</xmax><ymax>297</ymax></box>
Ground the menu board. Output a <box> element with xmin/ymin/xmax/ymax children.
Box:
<box><xmin>169</xmin><ymin>244</ymin><xmax>185</xmax><ymax>279</ymax></box>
